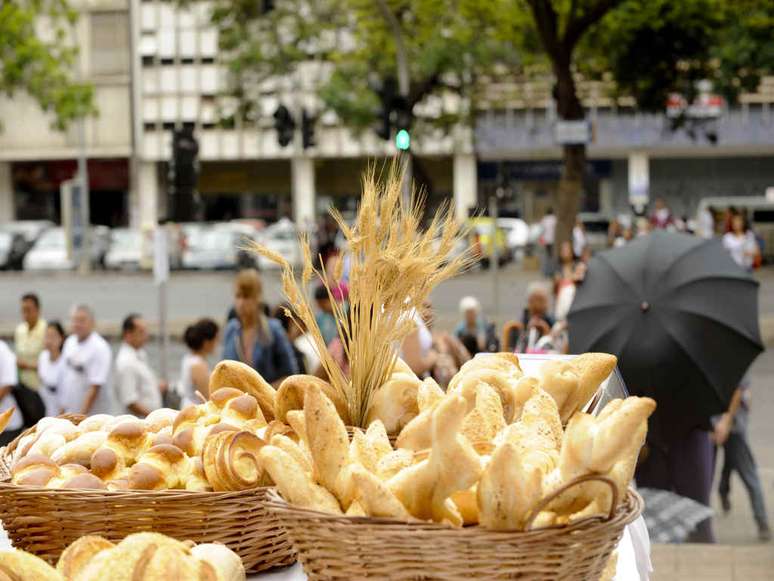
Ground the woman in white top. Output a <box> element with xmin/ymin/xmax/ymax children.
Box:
<box><xmin>723</xmin><ymin>214</ymin><xmax>758</xmax><ymax>271</ymax></box>
<box><xmin>180</xmin><ymin>319</ymin><xmax>219</xmax><ymax>408</ymax></box>
<box><xmin>37</xmin><ymin>321</ymin><xmax>67</xmax><ymax>417</ymax></box>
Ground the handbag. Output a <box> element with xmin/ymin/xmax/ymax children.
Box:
<box><xmin>11</xmin><ymin>383</ymin><xmax>46</xmax><ymax>427</ymax></box>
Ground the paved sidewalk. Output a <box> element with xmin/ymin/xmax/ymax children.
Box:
<box><xmin>651</xmin><ymin>543</ymin><xmax>774</xmax><ymax>580</ymax></box>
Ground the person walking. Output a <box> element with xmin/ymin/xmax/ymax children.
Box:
<box><xmin>572</xmin><ymin>217</ymin><xmax>587</xmax><ymax>258</ymax></box>
<box><xmin>454</xmin><ymin>296</ymin><xmax>488</xmax><ymax>356</ymax></box>
<box><xmin>222</xmin><ymin>269</ymin><xmax>298</xmax><ymax>385</ymax></box>
<box><xmin>180</xmin><ymin>318</ymin><xmax>219</xmax><ymax>407</ymax></box>
<box><xmin>714</xmin><ymin>375</ymin><xmax>771</xmax><ymax>542</ymax></box>
<box><xmin>60</xmin><ymin>305</ymin><xmax>113</xmax><ymax>415</ymax></box>
<box><xmin>0</xmin><ymin>340</ymin><xmax>23</xmax><ymax>446</ymax></box>
<box><xmin>723</xmin><ymin>214</ymin><xmax>759</xmax><ymax>271</ymax></box>
<box><xmin>14</xmin><ymin>293</ymin><xmax>47</xmax><ymax>394</ymax></box>
<box><xmin>37</xmin><ymin>321</ymin><xmax>67</xmax><ymax>417</ymax></box>
<box><xmin>114</xmin><ymin>314</ymin><xmax>167</xmax><ymax>417</ymax></box>
<box><xmin>649</xmin><ymin>197</ymin><xmax>674</xmax><ymax>230</ymax></box>
<box><xmin>274</xmin><ymin>303</ymin><xmax>320</xmax><ymax>376</ymax></box>
<box><xmin>539</xmin><ymin>208</ymin><xmax>557</xmax><ymax>277</ymax></box>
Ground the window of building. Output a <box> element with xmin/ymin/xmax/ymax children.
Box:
<box><xmin>90</xmin><ymin>12</ymin><xmax>130</xmax><ymax>76</ymax></box>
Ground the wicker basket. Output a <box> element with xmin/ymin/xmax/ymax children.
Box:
<box><xmin>265</xmin><ymin>476</ymin><xmax>643</xmax><ymax>580</ymax></box>
<box><xmin>0</xmin><ymin>416</ymin><xmax>295</xmax><ymax>573</ymax></box>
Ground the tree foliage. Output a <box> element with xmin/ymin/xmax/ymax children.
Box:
<box><xmin>0</xmin><ymin>0</ymin><xmax>94</xmax><ymax>129</ymax></box>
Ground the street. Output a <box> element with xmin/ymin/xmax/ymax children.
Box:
<box><xmin>1</xmin><ymin>265</ymin><xmax>773</xmax><ymax>545</ymax></box>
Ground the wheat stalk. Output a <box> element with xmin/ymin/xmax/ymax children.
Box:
<box><xmin>250</xmin><ymin>160</ymin><xmax>472</xmax><ymax>426</ymax></box>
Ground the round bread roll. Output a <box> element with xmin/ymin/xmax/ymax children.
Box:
<box><xmin>56</xmin><ymin>535</ymin><xmax>116</xmax><ymax>578</ymax></box>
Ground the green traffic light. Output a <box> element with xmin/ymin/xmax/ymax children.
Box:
<box><xmin>395</xmin><ymin>129</ymin><xmax>411</xmax><ymax>150</ymax></box>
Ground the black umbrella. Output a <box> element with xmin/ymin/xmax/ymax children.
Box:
<box><xmin>568</xmin><ymin>231</ymin><xmax>762</xmax><ymax>422</ymax></box>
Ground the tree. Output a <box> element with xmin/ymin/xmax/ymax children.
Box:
<box><xmin>498</xmin><ymin>0</ymin><xmax>774</xmax><ymax>245</ymax></box>
<box><xmin>0</xmin><ymin>0</ymin><xmax>93</xmax><ymax>129</ymax></box>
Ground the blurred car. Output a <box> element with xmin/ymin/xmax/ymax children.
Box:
<box><xmin>181</xmin><ymin>227</ymin><xmax>241</xmax><ymax>270</ymax></box>
<box><xmin>23</xmin><ymin>227</ymin><xmax>110</xmax><ymax>271</ymax></box>
<box><xmin>578</xmin><ymin>212</ymin><xmax>612</xmax><ymax>251</ymax></box>
<box><xmin>466</xmin><ymin>217</ymin><xmax>510</xmax><ymax>266</ymax></box>
<box><xmin>23</xmin><ymin>228</ymin><xmax>72</xmax><ymax>270</ymax></box>
<box><xmin>497</xmin><ymin>218</ymin><xmax>529</xmax><ymax>260</ymax></box>
<box><xmin>0</xmin><ymin>231</ymin><xmax>28</xmax><ymax>270</ymax></box>
<box><xmin>218</xmin><ymin>222</ymin><xmax>260</xmax><ymax>268</ymax></box>
<box><xmin>255</xmin><ymin>218</ymin><xmax>302</xmax><ymax>270</ymax></box>
<box><xmin>1</xmin><ymin>220</ymin><xmax>54</xmax><ymax>248</ymax></box>
<box><xmin>105</xmin><ymin>228</ymin><xmax>143</xmax><ymax>270</ymax></box>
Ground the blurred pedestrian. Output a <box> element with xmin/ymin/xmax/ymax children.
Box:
<box><xmin>554</xmin><ymin>241</ymin><xmax>586</xmax><ymax>321</ymax></box>
<box><xmin>649</xmin><ymin>197</ymin><xmax>674</xmax><ymax>229</ymax></box>
<box><xmin>454</xmin><ymin>296</ymin><xmax>488</xmax><ymax>355</ymax></box>
<box><xmin>60</xmin><ymin>305</ymin><xmax>113</xmax><ymax>415</ymax></box>
<box><xmin>222</xmin><ymin>269</ymin><xmax>298</xmax><ymax>385</ymax></box>
<box><xmin>314</xmin><ymin>285</ymin><xmax>338</xmax><ymax>346</ymax></box>
<box><xmin>424</xmin><ymin>300</ymin><xmax>470</xmax><ymax>388</ymax></box>
<box><xmin>37</xmin><ymin>321</ymin><xmax>66</xmax><ymax>417</ymax></box>
<box><xmin>572</xmin><ymin>217</ymin><xmax>587</xmax><ymax>258</ymax></box>
<box><xmin>539</xmin><ymin>208</ymin><xmax>557</xmax><ymax>276</ymax></box>
<box><xmin>698</xmin><ymin>206</ymin><xmax>716</xmax><ymax>239</ymax></box>
<box><xmin>713</xmin><ymin>375</ymin><xmax>771</xmax><ymax>542</ymax></box>
<box><xmin>514</xmin><ymin>282</ymin><xmax>557</xmax><ymax>353</ymax></box>
<box><xmin>114</xmin><ymin>314</ymin><xmax>166</xmax><ymax>418</ymax></box>
<box><xmin>14</xmin><ymin>293</ymin><xmax>46</xmax><ymax>394</ymax></box>
<box><xmin>180</xmin><ymin>318</ymin><xmax>219</xmax><ymax>407</ymax></box>
<box><xmin>400</xmin><ymin>304</ymin><xmax>438</xmax><ymax>379</ymax></box>
<box><xmin>614</xmin><ymin>226</ymin><xmax>634</xmax><ymax>247</ymax></box>
<box><xmin>723</xmin><ymin>214</ymin><xmax>759</xmax><ymax>271</ymax></box>
<box><xmin>0</xmin><ymin>340</ymin><xmax>22</xmax><ymax>446</ymax></box>
<box><xmin>274</xmin><ymin>303</ymin><xmax>321</xmax><ymax>376</ymax></box>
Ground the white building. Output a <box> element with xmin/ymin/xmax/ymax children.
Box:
<box><xmin>1</xmin><ymin>0</ymin><xmax>773</xmax><ymax>230</ymax></box>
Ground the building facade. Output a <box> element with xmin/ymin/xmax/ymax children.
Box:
<box><xmin>1</xmin><ymin>0</ymin><xmax>773</xmax><ymax>229</ymax></box>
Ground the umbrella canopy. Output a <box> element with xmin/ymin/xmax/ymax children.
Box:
<box><xmin>568</xmin><ymin>231</ymin><xmax>762</xmax><ymax>423</ymax></box>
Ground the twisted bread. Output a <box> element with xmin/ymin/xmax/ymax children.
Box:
<box><xmin>77</xmin><ymin>414</ymin><xmax>114</xmax><ymax>433</ymax></box>
<box><xmin>184</xmin><ymin>457</ymin><xmax>212</xmax><ymax>492</ymax></box>
<box><xmin>144</xmin><ymin>408</ymin><xmax>179</xmax><ymax>433</ymax></box>
<box><xmin>172</xmin><ymin>422</ymin><xmax>238</xmax><ymax>457</ymax></box>
<box><xmin>11</xmin><ymin>454</ymin><xmax>60</xmax><ymax>486</ymax></box>
<box><xmin>448</xmin><ymin>353</ymin><xmax>523</xmax><ymax>422</ymax></box>
<box><xmin>202</xmin><ymin>430</ymin><xmax>268</xmax><ymax>491</ymax></box>
<box><xmin>101</xmin><ymin>421</ymin><xmax>153</xmax><ymax>466</ymax></box>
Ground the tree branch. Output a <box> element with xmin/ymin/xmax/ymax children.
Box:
<box><xmin>526</xmin><ymin>0</ymin><xmax>562</xmax><ymax>64</ymax></box>
<box><xmin>563</xmin><ymin>0</ymin><xmax>622</xmax><ymax>50</ymax></box>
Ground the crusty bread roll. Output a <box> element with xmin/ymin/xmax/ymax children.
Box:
<box><xmin>127</xmin><ymin>444</ymin><xmax>191</xmax><ymax>490</ymax></box>
<box><xmin>144</xmin><ymin>408</ymin><xmax>179</xmax><ymax>433</ymax></box>
<box><xmin>26</xmin><ymin>431</ymin><xmax>67</xmax><ymax>459</ymax></box>
<box><xmin>274</xmin><ymin>375</ymin><xmax>350</xmax><ymax>425</ymax></box>
<box><xmin>209</xmin><ymin>360</ymin><xmax>277</xmax><ymax>422</ymax></box>
<box><xmin>0</xmin><ymin>547</ymin><xmax>63</xmax><ymax>580</ymax></box>
<box><xmin>56</xmin><ymin>535</ymin><xmax>116</xmax><ymax>578</ymax></box>
<box><xmin>33</xmin><ymin>417</ymin><xmax>80</xmax><ymax>442</ymax></box>
<box><xmin>190</xmin><ymin>543</ymin><xmax>246</xmax><ymax>581</ymax></box>
<box><xmin>365</xmin><ymin>373</ymin><xmax>421</xmax><ymax>436</ymax></box>
<box><xmin>11</xmin><ymin>453</ymin><xmax>60</xmax><ymax>487</ymax></box>
<box><xmin>103</xmin><ymin>421</ymin><xmax>153</xmax><ymax>466</ymax></box>
<box><xmin>89</xmin><ymin>447</ymin><xmax>127</xmax><ymax>481</ymax></box>
<box><xmin>77</xmin><ymin>414</ymin><xmax>115</xmax><ymax>433</ymax></box>
<box><xmin>184</xmin><ymin>457</ymin><xmax>212</xmax><ymax>492</ymax></box>
<box><xmin>172</xmin><ymin>422</ymin><xmax>238</xmax><ymax>457</ymax></box>
<box><xmin>50</xmin><ymin>431</ymin><xmax>107</xmax><ymax>467</ymax></box>
<box><xmin>448</xmin><ymin>353</ymin><xmax>523</xmax><ymax>422</ymax></box>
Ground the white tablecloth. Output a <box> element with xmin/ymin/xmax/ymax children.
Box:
<box><xmin>247</xmin><ymin>518</ymin><xmax>652</xmax><ymax>581</ymax></box>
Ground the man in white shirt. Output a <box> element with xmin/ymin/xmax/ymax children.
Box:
<box><xmin>0</xmin><ymin>340</ymin><xmax>23</xmax><ymax>446</ymax></box>
<box><xmin>115</xmin><ymin>314</ymin><xmax>166</xmax><ymax>417</ymax></box>
<box><xmin>60</xmin><ymin>305</ymin><xmax>114</xmax><ymax>415</ymax></box>
<box><xmin>14</xmin><ymin>293</ymin><xmax>47</xmax><ymax>391</ymax></box>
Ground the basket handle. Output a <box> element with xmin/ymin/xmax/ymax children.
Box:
<box><xmin>523</xmin><ymin>474</ymin><xmax>618</xmax><ymax>531</ymax></box>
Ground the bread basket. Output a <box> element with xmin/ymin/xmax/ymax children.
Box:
<box><xmin>0</xmin><ymin>415</ymin><xmax>295</xmax><ymax>573</ymax></box>
<box><xmin>265</xmin><ymin>475</ymin><xmax>643</xmax><ymax>580</ymax></box>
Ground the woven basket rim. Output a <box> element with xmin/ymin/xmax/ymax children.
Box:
<box><xmin>264</xmin><ymin>486</ymin><xmax>644</xmax><ymax>535</ymax></box>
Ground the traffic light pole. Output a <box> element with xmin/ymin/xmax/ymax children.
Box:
<box><xmin>376</xmin><ymin>0</ymin><xmax>412</xmax><ymax>202</ymax></box>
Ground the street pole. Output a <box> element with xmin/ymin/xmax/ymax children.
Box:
<box><xmin>489</xmin><ymin>193</ymin><xmax>499</xmax><ymax>326</ymax></box>
<box><xmin>375</xmin><ymin>0</ymin><xmax>412</xmax><ymax>202</ymax></box>
<box><xmin>76</xmin><ymin>116</ymin><xmax>91</xmax><ymax>274</ymax></box>
<box><xmin>154</xmin><ymin>226</ymin><xmax>170</xmax><ymax>382</ymax></box>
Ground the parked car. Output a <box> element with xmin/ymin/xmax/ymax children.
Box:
<box><xmin>496</xmin><ymin>218</ymin><xmax>530</xmax><ymax>260</ymax></box>
<box><xmin>181</xmin><ymin>227</ymin><xmax>241</xmax><ymax>270</ymax></box>
<box><xmin>23</xmin><ymin>228</ymin><xmax>72</xmax><ymax>270</ymax></box>
<box><xmin>217</xmin><ymin>222</ymin><xmax>259</xmax><ymax>268</ymax></box>
<box><xmin>1</xmin><ymin>220</ymin><xmax>54</xmax><ymax>248</ymax></box>
<box><xmin>255</xmin><ymin>218</ymin><xmax>302</xmax><ymax>270</ymax></box>
<box><xmin>105</xmin><ymin>228</ymin><xmax>143</xmax><ymax>270</ymax></box>
<box><xmin>23</xmin><ymin>227</ymin><xmax>110</xmax><ymax>271</ymax></box>
<box><xmin>577</xmin><ymin>213</ymin><xmax>612</xmax><ymax>251</ymax></box>
<box><xmin>0</xmin><ymin>231</ymin><xmax>27</xmax><ymax>270</ymax></box>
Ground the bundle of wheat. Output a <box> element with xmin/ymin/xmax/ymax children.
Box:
<box><xmin>250</xmin><ymin>162</ymin><xmax>471</xmax><ymax>427</ymax></box>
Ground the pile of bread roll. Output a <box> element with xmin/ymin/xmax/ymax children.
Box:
<box><xmin>262</xmin><ymin>352</ymin><xmax>656</xmax><ymax>531</ymax></box>
<box><xmin>7</xmin><ymin>361</ymin><xmax>281</xmax><ymax>492</ymax></box>
<box><xmin>0</xmin><ymin>532</ymin><xmax>245</xmax><ymax>581</ymax></box>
